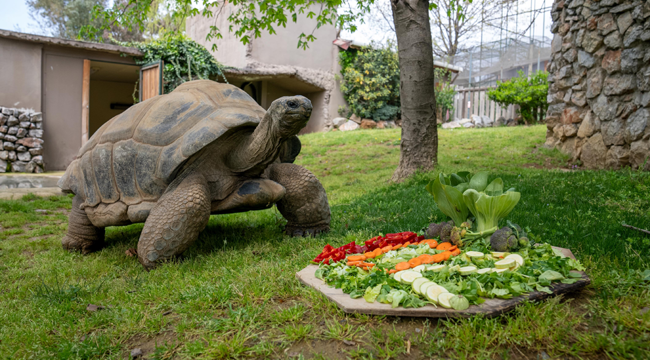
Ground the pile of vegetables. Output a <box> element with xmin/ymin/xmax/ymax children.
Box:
<box><xmin>310</xmin><ymin>170</ymin><xmax>587</xmax><ymax>311</ymax></box>
<box><xmin>315</xmin><ymin>240</ymin><xmax>585</xmax><ymax>310</ymax></box>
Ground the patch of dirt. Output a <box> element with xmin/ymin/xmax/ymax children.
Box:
<box><xmin>123</xmin><ymin>331</ymin><xmax>179</xmax><ymax>359</ymax></box>
<box><xmin>283</xmin><ymin>339</ymin><xmax>352</xmax><ymax>359</ymax></box>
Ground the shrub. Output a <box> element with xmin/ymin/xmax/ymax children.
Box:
<box><xmin>339</xmin><ymin>45</ymin><xmax>401</xmax><ymax>121</ymax></box>
<box><xmin>126</xmin><ymin>34</ymin><xmax>227</xmax><ymax>95</ymax></box>
<box><xmin>487</xmin><ymin>70</ymin><xmax>548</xmax><ymax>124</ymax></box>
<box><xmin>435</xmin><ymin>68</ymin><xmax>456</xmax><ymax>121</ymax></box>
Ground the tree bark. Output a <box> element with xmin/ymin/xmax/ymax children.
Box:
<box><xmin>390</xmin><ymin>0</ymin><xmax>437</xmax><ymax>182</ymax></box>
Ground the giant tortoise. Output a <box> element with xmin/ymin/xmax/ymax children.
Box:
<box><xmin>58</xmin><ymin>80</ymin><xmax>330</xmax><ymax>269</ymax></box>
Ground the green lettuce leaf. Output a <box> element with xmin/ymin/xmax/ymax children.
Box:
<box><xmin>426</xmin><ymin>177</ymin><xmax>468</xmax><ymax>226</ymax></box>
<box><xmin>538</xmin><ymin>270</ymin><xmax>565</xmax><ymax>282</ymax></box>
<box><xmin>363</xmin><ymin>284</ymin><xmax>383</xmax><ymax>303</ymax></box>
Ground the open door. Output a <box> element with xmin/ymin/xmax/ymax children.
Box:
<box><xmin>139</xmin><ymin>60</ymin><xmax>163</xmax><ymax>101</ymax></box>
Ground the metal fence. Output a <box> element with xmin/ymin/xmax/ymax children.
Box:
<box><xmin>451</xmin><ymin>86</ymin><xmax>518</xmax><ymax>121</ymax></box>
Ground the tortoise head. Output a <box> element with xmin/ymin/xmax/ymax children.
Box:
<box><xmin>267</xmin><ymin>96</ymin><xmax>312</xmax><ymax>138</ymax></box>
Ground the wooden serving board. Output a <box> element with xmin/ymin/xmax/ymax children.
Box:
<box><xmin>296</xmin><ymin>247</ymin><xmax>590</xmax><ymax>318</ymax></box>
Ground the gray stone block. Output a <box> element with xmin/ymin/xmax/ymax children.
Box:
<box><xmin>16</xmin><ymin>146</ymin><xmax>26</xmax><ymax>152</ymax></box>
<box><xmin>8</xmin><ymin>151</ymin><xmax>16</xmax><ymax>161</ymax></box>
<box><xmin>7</xmin><ymin>127</ymin><xmax>17</xmax><ymax>135</ymax></box>
<box><xmin>617</xmin><ymin>11</ymin><xmax>634</xmax><ymax>34</ymax></box>
<box><xmin>0</xmin><ymin>126</ymin><xmax>7</xmax><ymax>134</ymax></box>
<box><xmin>30</xmin><ymin>112</ymin><xmax>42</xmax><ymax>122</ymax></box>
<box><xmin>32</xmin><ymin>155</ymin><xmax>43</xmax><ymax>166</ymax></box>
<box><xmin>11</xmin><ymin>161</ymin><xmax>27</xmax><ymax>173</ymax></box>
<box><xmin>625</xmin><ymin>108</ymin><xmax>649</xmax><ymax>142</ymax></box>
<box><xmin>0</xmin><ymin>150</ymin><xmax>8</xmax><ymax>161</ymax></box>
<box><xmin>4</xmin><ymin>135</ymin><xmax>17</xmax><ymax>143</ymax></box>
<box><xmin>19</xmin><ymin>121</ymin><xmax>30</xmax><ymax>128</ymax></box>
<box><xmin>29</xmin><ymin>147</ymin><xmax>43</xmax><ymax>156</ymax></box>
<box><xmin>28</xmin><ymin>129</ymin><xmax>43</xmax><ymax>138</ymax></box>
<box><xmin>0</xmin><ymin>159</ymin><xmax>6</xmax><ymax>173</ymax></box>
<box><xmin>6</xmin><ymin>116</ymin><xmax>18</xmax><ymax>127</ymax></box>
<box><xmin>16</xmin><ymin>128</ymin><xmax>27</xmax><ymax>138</ymax></box>
<box><xmin>17</xmin><ymin>152</ymin><xmax>31</xmax><ymax>162</ymax></box>
<box><xmin>3</xmin><ymin>141</ymin><xmax>15</xmax><ymax>151</ymax></box>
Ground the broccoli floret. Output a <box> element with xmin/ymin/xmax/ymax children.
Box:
<box><xmin>426</xmin><ymin>222</ymin><xmax>443</xmax><ymax>238</ymax></box>
<box><xmin>490</xmin><ymin>227</ymin><xmax>519</xmax><ymax>252</ymax></box>
<box><xmin>439</xmin><ymin>221</ymin><xmax>454</xmax><ymax>243</ymax></box>
<box><xmin>460</xmin><ymin>220</ymin><xmax>473</xmax><ymax>229</ymax></box>
<box><xmin>518</xmin><ymin>237</ymin><xmax>530</xmax><ymax>248</ymax></box>
<box><xmin>450</xmin><ymin>227</ymin><xmax>462</xmax><ymax>246</ymax></box>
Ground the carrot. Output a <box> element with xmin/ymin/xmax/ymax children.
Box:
<box><xmin>450</xmin><ymin>248</ymin><xmax>461</xmax><ymax>256</ymax></box>
<box><xmin>440</xmin><ymin>251</ymin><xmax>452</xmax><ymax>261</ymax></box>
<box><xmin>392</xmin><ymin>244</ymin><xmax>403</xmax><ymax>250</ymax></box>
<box><xmin>408</xmin><ymin>257</ymin><xmax>422</xmax><ymax>267</ymax></box>
<box><xmin>381</xmin><ymin>246</ymin><xmax>392</xmax><ymax>253</ymax></box>
<box><xmin>347</xmin><ymin>255</ymin><xmax>366</xmax><ymax>262</ymax></box>
<box><xmin>420</xmin><ymin>254</ymin><xmax>435</xmax><ymax>264</ymax></box>
<box><xmin>364</xmin><ymin>251</ymin><xmax>376</xmax><ymax>259</ymax></box>
<box><xmin>436</xmin><ymin>242</ymin><xmax>453</xmax><ymax>251</ymax></box>
<box><xmin>403</xmin><ymin>242</ymin><xmax>411</xmax><ymax>247</ymax></box>
<box><xmin>388</xmin><ymin>269</ymin><xmax>399</xmax><ymax>274</ymax></box>
<box><xmin>373</xmin><ymin>248</ymin><xmax>383</xmax><ymax>257</ymax></box>
<box><xmin>431</xmin><ymin>254</ymin><xmax>444</xmax><ymax>263</ymax></box>
<box><xmin>395</xmin><ymin>262</ymin><xmax>411</xmax><ymax>271</ymax></box>
<box><xmin>359</xmin><ymin>262</ymin><xmax>375</xmax><ymax>268</ymax></box>
<box><xmin>423</xmin><ymin>240</ymin><xmax>439</xmax><ymax>249</ymax></box>
<box><xmin>347</xmin><ymin>261</ymin><xmax>363</xmax><ymax>266</ymax></box>
<box><xmin>448</xmin><ymin>245</ymin><xmax>458</xmax><ymax>252</ymax></box>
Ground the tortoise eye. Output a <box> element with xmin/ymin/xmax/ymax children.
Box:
<box><xmin>287</xmin><ymin>101</ymin><xmax>298</xmax><ymax>109</ymax></box>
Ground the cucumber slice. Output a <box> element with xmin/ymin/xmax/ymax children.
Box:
<box><xmin>505</xmin><ymin>254</ymin><xmax>524</xmax><ymax>267</ymax></box>
<box><xmin>493</xmin><ymin>267</ymin><xmax>508</xmax><ymax>274</ymax></box>
<box><xmin>419</xmin><ymin>281</ymin><xmax>436</xmax><ymax>295</ymax></box>
<box><xmin>491</xmin><ymin>252</ymin><xmax>507</xmax><ymax>258</ymax></box>
<box><xmin>459</xmin><ymin>266</ymin><xmax>477</xmax><ymax>275</ymax></box>
<box><xmin>412</xmin><ymin>277</ymin><xmax>429</xmax><ymax>294</ymax></box>
<box><xmin>477</xmin><ymin>268</ymin><xmax>492</xmax><ymax>275</ymax></box>
<box><xmin>393</xmin><ymin>271</ymin><xmax>404</xmax><ymax>282</ymax></box>
<box><xmin>425</xmin><ymin>284</ymin><xmax>449</xmax><ymax>304</ymax></box>
<box><xmin>465</xmin><ymin>251</ymin><xmax>484</xmax><ymax>259</ymax></box>
<box><xmin>495</xmin><ymin>258</ymin><xmax>515</xmax><ymax>269</ymax></box>
<box><xmin>438</xmin><ymin>292</ymin><xmax>455</xmax><ymax>309</ymax></box>
<box><xmin>412</xmin><ymin>265</ymin><xmax>427</xmax><ymax>273</ymax></box>
<box><xmin>400</xmin><ymin>271</ymin><xmax>423</xmax><ymax>284</ymax></box>
<box><xmin>427</xmin><ymin>265</ymin><xmax>446</xmax><ymax>272</ymax></box>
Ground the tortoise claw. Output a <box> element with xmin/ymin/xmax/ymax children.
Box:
<box><xmin>284</xmin><ymin>223</ymin><xmax>330</xmax><ymax>237</ymax></box>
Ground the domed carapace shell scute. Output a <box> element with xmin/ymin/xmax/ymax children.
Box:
<box><xmin>58</xmin><ymin>81</ymin><xmax>266</xmax><ymax>208</ymax></box>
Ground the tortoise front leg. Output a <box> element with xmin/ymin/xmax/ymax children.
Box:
<box><xmin>267</xmin><ymin>163</ymin><xmax>330</xmax><ymax>237</ymax></box>
<box><xmin>137</xmin><ymin>173</ymin><xmax>211</xmax><ymax>270</ymax></box>
<box><xmin>62</xmin><ymin>195</ymin><xmax>105</xmax><ymax>254</ymax></box>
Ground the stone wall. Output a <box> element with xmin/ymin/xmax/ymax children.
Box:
<box><xmin>0</xmin><ymin>107</ymin><xmax>44</xmax><ymax>173</ymax></box>
<box><xmin>545</xmin><ymin>0</ymin><xmax>650</xmax><ymax>170</ymax></box>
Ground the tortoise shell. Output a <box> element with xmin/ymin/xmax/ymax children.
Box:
<box><xmin>59</xmin><ymin>80</ymin><xmax>266</xmax><ymax>208</ymax></box>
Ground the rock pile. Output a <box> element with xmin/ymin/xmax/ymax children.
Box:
<box><xmin>545</xmin><ymin>0</ymin><xmax>650</xmax><ymax>170</ymax></box>
<box><xmin>0</xmin><ymin>107</ymin><xmax>45</xmax><ymax>173</ymax></box>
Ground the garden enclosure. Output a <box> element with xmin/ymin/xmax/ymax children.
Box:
<box><xmin>449</xmin><ymin>86</ymin><xmax>546</xmax><ymax>123</ymax></box>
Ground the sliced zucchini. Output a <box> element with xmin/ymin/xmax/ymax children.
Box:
<box><xmin>412</xmin><ymin>277</ymin><xmax>430</xmax><ymax>294</ymax></box>
<box><xmin>400</xmin><ymin>271</ymin><xmax>423</xmax><ymax>284</ymax></box>
<box><xmin>493</xmin><ymin>267</ymin><xmax>509</xmax><ymax>274</ymax></box>
<box><xmin>425</xmin><ymin>284</ymin><xmax>449</xmax><ymax>304</ymax></box>
<box><xmin>459</xmin><ymin>266</ymin><xmax>477</xmax><ymax>275</ymax></box>
<box><xmin>427</xmin><ymin>265</ymin><xmax>446</xmax><ymax>272</ymax></box>
<box><xmin>419</xmin><ymin>281</ymin><xmax>436</xmax><ymax>295</ymax></box>
<box><xmin>495</xmin><ymin>258</ymin><xmax>515</xmax><ymax>269</ymax></box>
<box><xmin>477</xmin><ymin>268</ymin><xmax>492</xmax><ymax>275</ymax></box>
<box><xmin>505</xmin><ymin>254</ymin><xmax>524</xmax><ymax>267</ymax></box>
<box><xmin>438</xmin><ymin>292</ymin><xmax>455</xmax><ymax>309</ymax></box>
<box><xmin>465</xmin><ymin>251</ymin><xmax>484</xmax><ymax>259</ymax></box>
<box><xmin>491</xmin><ymin>252</ymin><xmax>507</xmax><ymax>258</ymax></box>
<box><xmin>393</xmin><ymin>271</ymin><xmax>404</xmax><ymax>282</ymax></box>
<box><xmin>412</xmin><ymin>265</ymin><xmax>427</xmax><ymax>273</ymax></box>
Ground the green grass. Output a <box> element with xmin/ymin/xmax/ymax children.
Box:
<box><xmin>1</xmin><ymin>125</ymin><xmax>649</xmax><ymax>359</ymax></box>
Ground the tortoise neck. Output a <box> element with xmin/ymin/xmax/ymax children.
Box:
<box><xmin>228</xmin><ymin>113</ymin><xmax>283</xmax><ymax>172</ymax></box>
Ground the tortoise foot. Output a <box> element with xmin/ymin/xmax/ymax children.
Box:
<box><xmin>63</xmin><ymin>195</ymin><xmax>105</xmax><ymax>255</ymax></box>
<box><xmin>285</xmin><ymin>222</ymin><xmax>330</xmax><ymax>237</ymax></box>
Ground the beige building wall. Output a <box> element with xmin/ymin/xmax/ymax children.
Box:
<box><xmin>40</xmin><ymin>46</ymin><xmax>138</xmax><ymax>171</ymax></box>
<box><xmin>185</xmin><ymin>6</ymin><xmax>247</xmax><ymax>68</ymax></box>
<box><xmin>0</xmin><ymin>37</ymin><xmax>43</xmax><ymax>111</ymax></box>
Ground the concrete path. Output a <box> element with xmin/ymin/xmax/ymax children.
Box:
<box><xmin>0</xmin><ymin>172</ymin><xmax>65</xmax><ymax>200</ymax></box>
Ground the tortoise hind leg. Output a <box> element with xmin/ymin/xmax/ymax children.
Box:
<box><xmin>267</xmin><ymin>163</ymin><xmax>330</xmax><ymax>237</ymax></box>
<box><xmin>62</xmin><ymin>195</ymin><xmax>105</xmax><ymax>254</ymax></box>
<box><xmin>137</xmin><ymin>173</ymin><xmax>211</xmax><ymax>270</ymax></box>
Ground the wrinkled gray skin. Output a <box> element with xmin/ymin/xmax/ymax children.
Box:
<box><xmin>60</xmin><ymin>82</ymin><xmax>330</xmax><ymax>270</ymax></box>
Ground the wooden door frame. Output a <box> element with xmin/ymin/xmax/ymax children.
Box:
<box><xmin>81</xmin><ymin>59</ymin><xmax>91</xmax><ymax>146</ymax></box>
<box><xmin>139</xmin><ymin>60</ymin><xmax>163</xmax><ymax>102</ymax></box>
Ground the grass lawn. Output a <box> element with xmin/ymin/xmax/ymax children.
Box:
<box><xmin>1</xmin><ymin>125</ymin><xmax>649</xmax><ymax>359</ymax></box>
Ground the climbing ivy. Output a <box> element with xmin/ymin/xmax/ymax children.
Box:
<box><xmin>124</xmin><ymin>34</ymin><xmax>227</xmax><ymax>95</ymax></box>
<box><xmin>487</xmin><ymin>70</ymin><xmax>549</xmax><ymax>124</ymax></box>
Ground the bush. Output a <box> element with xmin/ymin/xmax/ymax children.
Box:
<box><xmin>339</xmin><ymin>45</ymin><xmax>401</xmax><ymax>121</ymax></box>
<box><xmin>126</xmin><ymin>34</ymin><xmax>227</xmax><ymax>95</ymax></box>
<box><xmin>487</xmin><ymin>70</ymin><xmax>548</xmax><ymax>124</ymax></box>
<box><xmin>339</xmin><ymin>46</ymin><xmax>456</xmax><ymax>122</ymax></box>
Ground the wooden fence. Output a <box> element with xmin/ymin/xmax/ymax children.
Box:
<box><xmin>450</xmin><ymin>86</ymin><xmax>518</xmax><ymax>122</ymax></box>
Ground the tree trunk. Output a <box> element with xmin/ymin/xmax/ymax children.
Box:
<box><xmin>390</xmin><ymin>0</ymin><xmax>437</xmax><ymax>182</ymax></box>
